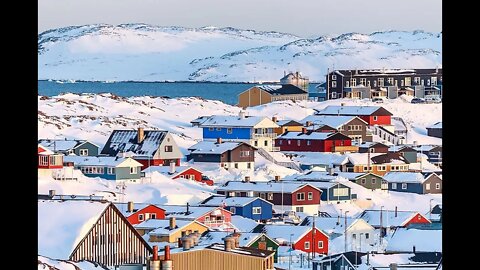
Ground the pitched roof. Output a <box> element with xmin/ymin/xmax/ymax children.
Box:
<box><xmin>206</xmin><ymin>243</ymin><xmax>275</xmax><ymax>258</ymax></box>
<box><xmin>280</xmin><ymin>72</ymin><xmax>308</xmax><ymax>81</ymax></box>
<box><xmin>316</xmin><ymin>105</ymin><xmax>392</xmax><ymax>116</ymax></box>
<box><xmin>257</xmin><ymin>84</ymin><xmax>307</xmax><ymax>95</ymax></box>
<box><xmin>38</xmin><ymin>200</ymin><xmax>110</xmax><ymax>259</ymax></box>
<box><xmin>255</xmin><ymin>224</ymin><xmax>328</xmax><ymax>243</ymax></box>
<box><xmin>162</xmin><ymin>205</ymin><xmax>228</xmax><ymax>220</ymax></box>
<box><xmin>216</xmin><ymin>181</ymin><xmax>322</xmax><ymax>193</ymax></box>
<box><xmin>230</xmin><ymin>215</ymin><xmax>260</xmax><ymax>232</ymax></box>
<box><xmin>38</xmin><ymin>139</ymin><xmax>98</xmax><ymax>152</ymax></box>
<box><xmin>331</xmin><ymin>68</ymin><xmax>441</xmax><ymax>77</ymax></box>
<box><xmin>386</xmin><ymin>228</ymin><xmax>442</xmax><ymax>252</ymax></box>
<box><xmin>345</xmin><ymin>153</ymin><xmax>383</xmax><ymax>165</ymax></box>
<box><xmin>301</xmin><ymin>115</ymin><xmax>365</xmax><ymax>128</ymax></box>
<box><xmin>278</xmin><ymin>131</ymin><xmax>345</xmax><ymax>140</ymax></box>
<box><xmin>198</xmin><ymin>115</ymin><xmax>278</xmax><ymax>128</ymax></box>
<box><xmin>383</xmin><ymin>172</ymin><xmax>426</xmax><ymax>183</ymax></box>
<box><xmin>371</xmin><ymin>152</ymin><xmax>409</xmax><ymax>164</ymax></box>
<box><xmin>188</xmin><ymin>141</ymin><xmax>251</xmax><ymax>155</ymax></box>
<box><xmin>200</xmin><ymin>232</ymin><xmax>271</xmax><ymax>247</ymax></box>
<box><xmin>200</xmin><ymin>196</ymin><xmax>273</xmax><ymax>207</ymax></box>
<box><xmin>427</xmin><ymin>122</ymin><xmax>442</xmax><ymax>129</ymax></box>
<box><xmin>100</xmin><ymin>129</ymin><xmax>168</xmax><ymax>157</ymax></box>
<box><xmin>299</xmin><ymin>216</ymin><xmax>370</xmax><ymax>235</ymax></box>
<box><xmin>114</xmin><ymin>202</ymin><xmax>165</xmax><ymax>218</ymax></box>
<box><xmin>141</xmin><ymin>165</ymin><xmax>200</xmax><ymax>177</ymax></box>
<box><xmin>276</xmin><ymin>120</ymin><xmax>303</xmax><ymax>127</ymax></box>
<box><xmin>63</xmin><ymin>156</ymin><xmax>142</xmax><ymax>167</ymax></box>
<box><xmin>357</xmin><ymin>210</ymin><xmax>428</xmax><ymax>227</ymax></box>
<box><xmin>148</xmin><ymin>220</ymin><xmax>205</xmax><ymax>236</ymax></box>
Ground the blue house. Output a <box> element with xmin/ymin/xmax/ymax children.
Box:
<box><xmin>196</xmin><ymin>112</ymin><xmax>279</xmax><ymax>151</ymax></box>
<box><xmin>382</xmin><ymin>172</ymin><xmax>442</xmax><ymax>194</ymax></box>
<box><xmin>63</xmin><ymin>156</ymin><xmax>143</xmax><ymax>183</ymax></box>
<box><xmin>39</xmin><ymin>138</ymin><xmax>100</xmax><ymax>156</ymax></box>
<box><xmin>199</xmin><ymin>195</ymin><xmax>273</xmax><ymax>221</ymax></box>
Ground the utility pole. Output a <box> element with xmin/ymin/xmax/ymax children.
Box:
<box><xmin>327</xmin><ymin>68</ymin><xmax>330</xmax><ymax>101</ymax></box>
<box><xmin>429</xmin><ymin>199</ymin><xmax>434</xmax><ymax>220</ymax></box>
<box><xmin>288</xmin><ymin>233</ymin><xmax>293</xmax><ymax>270</ymax></box>
<box><xmin>344</xmin><ymin>210</ymin><xmax>349</xmax><ymax>252</ymax></box>
<box><xmin>312</xmin><ymin>214</ymin><xmax>316</xmax><ymax>259</ymax></box>
<box><xmin>379</xmin><ymin>206</ymin><xmax>384</xmax><ymax>247</ymax></box>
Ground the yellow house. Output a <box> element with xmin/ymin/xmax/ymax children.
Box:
<box><xmin>273</xmin><ymin>119</ymin><xmax>304</xmax><ymax>135</ymax></box>
<box><xmin>238</xmin><ymin>84</ymin><xmax>308</xmax><ymax>108</ymax></box>
<box><xmin>141</xmin><ymin>218</ymin><xmax>209</xmax><ymax>243</ymax></box>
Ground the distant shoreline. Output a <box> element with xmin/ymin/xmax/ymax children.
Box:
<box><xmin>38</xmin><ymin>79</ymin><xmax>324</xmax><ymax>84</ymax></box>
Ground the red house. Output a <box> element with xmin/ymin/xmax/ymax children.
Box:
<box><xmin>163</xmin><ymin>205</ymin><xmax>234</xmax><ymax>231</ymax></box>
<box><xmin>315</xmin><ymin>105</ymin><xmax>393</xmax><ymax>126</ymax></box>
<box><xmin>115</xmin><ymin>202</ymin><xmax>166</xmax><ymax>225</ymax></box>
<box><xmin>142</xmin><ymin>164</ymin><xmax>213</xmax><ymax>185</ymax></box>
<box><xmin>358</xmin><ymin>209</ymin><xmax>431</xmax><ymax>229</ymax></box>
<box><xmin>38</xmin><ymin>144</ymin><xmax>63</xmax><ymax>169</ymax></box>
<box><xmin>275</xmin><ymin>130</ymin><xmax>353</xmax><ymax>152</ymax></box>
<box><xmin>261</xmin><ymin>224</ymin><xmax>329</xmax><ymax>254</ymax></box>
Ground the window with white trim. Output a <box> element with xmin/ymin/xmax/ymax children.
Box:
<box><xmin>230</xmin><ymin>207</ymin><xmax>236</xmax><ymax>214</ymax></box>
<box><xmin>234</xmin><ymin>163</ymin><xmax>238</xmax><ymax>169</ymax></box>
<box><xmin>426</xmin><ymin>183</ymin><xmax>431</xmax><ymax>190</ymax></box>
<box><xmin>227</xmin><ymin>128</ymin><xmax>233</xmax><ymax>134</ymax></box>
<box><xmin>332</xmin><ymin>81</ymin><xmax>337</xmax><ymax>87</ymax></box>
<box><xmin>414</xmin><ymin>77</ymin><xmax>421</xmax><ymax>85</ymax></box>
<box><xmin>288</xmin><ymin>140</ymin><xmax>291</xmax><ymax>145</ymax></box>
<box><xmin>405</xmin><ymin>77</ymin><xmax>411</xmax><ymax>86</ymax></box>
<box><xmin>216</xmin><ymin>127</ymin><xmax>222</xmax><ymax>131</ymax></box>
<box><xmin>297</xmin><ymin>140</ymin><xmax>301</xmax><ymax>146</ymax></box>
<box><xmin>332</xmin><ymin>75</ymin><xmax>337</xmax><ymax>80</ymax></box>
<box><xmin>107</xmin><ymin>167</ymin><xmax>115</xmax><ymax>175</ymax></box>
<box><xmin>308</xmin><ymin>192</ymin><xmax>313</xmax><ymax>200</ymax></box>
<box><xmin>247</xmin><ymin>162</ymin><xmax>252</xmax><ymax>169</ymax></box>
<box><xmin>371</xmin><ymin>178</ymin><xmax>376</xmax><ymax>184</ymax></box>
<box><xmin>304</xmin><ymin>241</ymin><xmax>310</xmax><ymax>249</ymax></box>
<box><xmin>253</xmin><ymin>207</ymin><xmax>262</xmax><ymax>214</ymax></box>
<box><xmin>307</xmin><ymin>140</ymin><xmax>311</xmax><ymax>146</ymax></box>
<box><xmin>351</xmin><ymin>79</ymin><xmax>357</xmax><ymax>87</ymax></box>
<box><xmin>138</xmin><ymin>214</ymin><xmax>144</xmax><ymax>221</ymax></box>
<box><xmin>130</xmin><ymin>167</ymin><xmax>138</xmax><ymax>174</ymax></box>
<box><xmin>296</xmin><ymin>192</ymin><xmax>305</xmax><ymax>201</ymax></box>
<box><xmin>345</xmin><ymin>81</ymin><xmax>350</xmax><ymax>88</ymax></box>
<box><xmin>267</xmin><ymin>193</ymin><xmax>273</xmax><ymax>200</ymax></box>
<box><xmin>392</xmin><ymin>183</ymin><xmax>397</xmax><ymax>189</ymax></box>
<box><xmin>402</xmin><ymin>183</ymin><xmax>408</xmax><ymax>190</ymax></box>
<box><xmin>240</xmin><ymin>151</ymin><xmax>250</xmax><ymax>157</ymax></box>
<box><xmin>431</xmin><ymin>77</ymin><xmax>437</xmax><ymax>85</ymax></box>
<box><xmin>361</xmin><ymin>178</ymin><xmax>366</xmax><ymax>184</ymax></box>
<box><xmin>387</xmin><ymin>77</ymin><xmax>394</xmax><ymax>85</ymax></box>
<box><xmin>165</xmin><ymin>145</ymin><xmax>173</xmax><ymax>152</ymax></box>
<box><xmin>295</xmin><ymin>206</ymin><xmax>304</xmax><ymax>212</ymax></box>
<box><xmin>378</xmin><ymin>78</ymin><xmax>384</xmax><ymax>87</ymax></box>
<box><xmin>373</xmin><ymin>116</ymin><xmax>378</xmax><ymax>121</ymax></box>
<box><xmin>436</xmin><ymin>183</ymin><xmax>441</xmax><ymax>189</ymax></box>
<box><xmin>209</xmin><ymin>127</ymin><xmax>214</xmax><ymax>131</ymax></box>
<box><xmin>79</xmin><ymin>149</ymin><xmax>88</xmax><ymax>156</ymax></box>
<box><xmin>360</xmin><ymin>78</ymin><xmax>366</xmax><ymax>85</ymax></box>
<box><xmin>333</xmin><ymin>188</ymin><xmax>349</xmax><ymax>197</ymax></box>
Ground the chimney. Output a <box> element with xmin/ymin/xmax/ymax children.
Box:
<box><xmin>272</xmin><ymin>116</ymin><xmax>277</xmax><ymax>123</ymax></box>
<box><xmin>413</xmin><ymin>245</ymin><xmax>416</xmax><ymax>254</ymax></box>
<box><xmin>302</xmin><ymin>127</ymin><xmax>307</xmax><ymax>134</ymax></box>
<box><xmin>224</xmin><ymin>236</ymin><xmax>234</xmax><ymax>251</ymax></box>
<box><xmin>153</xmin><ymin>245</ymin><xmax>159</xmax><ymax>261</ymax></box>
<box><xmin>48</xmin><ymin>190</ymin><xmax>56</xmax><ymax>198</ymax></box>
<box><xmin>395</xmin><ymin>206</ymin><xmax>398</xmax><ymax>217</ymax></box>
<box><xmin>231</xmin><ymin>232</ymin><xmax>241</xmax><ymax>248</ymax></box>
<box><xmin>178</xmin><ymin>237</ymin><xmax>183</xmax><ymax>248</ymax></box>
<box><xmin>169</xmin><ymin>217</ymin><xmax>176</xmax><ymax>230</ymax></box>
<box><xmin>244</xmin><ymin>176</ymin><xmax>250</xmax><ymax>182</ymax></box>
<box><xmin>367</xmin><ymin>252</ymin><xmax>370</xmax><ymax>265</ymax></box>
<box><xmin>306</xmin><ymin>121</ymin><xmax>313</xmax><ymax>127</ymax></box>
<box><xmin>239</xmin><ymin>111</ymin><xmax>245</xmax><ymax>119</ymax></box>
<box><xmin>186</xmin><ymin>202</ymin><xmax>190</xmax><ymax>215</ymax></box>
<box><xmin>328</xmin><ymin>167</ymin><xmax>335</xmax><ymax>176</ymax></box>
<box><xmin>341</xmin><ymin>103</ymin><xmax>345</xmax><ymax>106</ymax></box>
<box><xmin>182</xmin><ymin>236</ymin><xmax>192</xmax><ymax>251</ymax></box>
<box><xmin>274</xmin><ymin>175</ymin><xmax>281</xmax><ymax>182</ymax></box>
<box><xmin>137</xmin><ymin>127</ymin><xmax>145</xmax><ymax>144</ymax></box>
<box><xmin>169</xmin><ymin>162</ymin><xmax>176</xmax><ymax>174</ymax></box>
<box><xmin>162</xmin><ymin>245</ymin><xmax>173</xmax><ymax>270</ymax></box>
<box><xmin>127</xmin><ymin>201</ymin><xmax>134</xmax><ymax>213</ymax></box>
<box><xmin>216</xmin><ymin>137</ymin><xmax>222</xmax><ymax>144</ymax></box>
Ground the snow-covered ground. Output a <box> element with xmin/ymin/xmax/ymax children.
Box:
<box><xmin>39</xmin><ymin>24</ymin><xmax>441</xmax><ymax>82</ymax></box>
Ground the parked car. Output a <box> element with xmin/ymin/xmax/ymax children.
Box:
<box><xmin>372</xmin><ymin>97</ymin><xmax>384</xmax><ymax>103</ymax></box>
<box><xmin>411</xmin><ymin>98</ymin><xmax>426</xmax><ymax>104</ymax></box>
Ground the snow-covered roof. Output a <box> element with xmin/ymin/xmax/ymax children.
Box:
<box><xmin>276</xmin><ymin>119</ymin><xmax>303</xmax><ymax>126</ymax></box>
<box><xmin>38</xmin><ymin>144</ymin><xmax>55</xmax><ymax>155</ymax></box>
<box><xmin>216</xmin><ymin>181</ymin><xmax>321</xmax><ymax>193</ymax></box>
<box><xmin>114</xmin><ymin>202</ymin><xmax>164</xmax><ymax>218</ymax></box>
<box><xmin>38</xmin><ymin>200</ymin><xmax>110</xmax><ymax>259</ymax></box>
<box><xmin>200</xmin><ymin>196</ymin><xmax>272</xmax><ymax>207</ymax></box>
<box><xmin>278</xmin><ymin>131</ymin><xmax>334</xmax><ymax>140</ymax></box>
<box><xmin>290</xmin><ymin>152</ymin><xmax>349</xmax><ymax>166</ymax></box>
<box><xmin>383</xmin><ymin>172</ymin><xmax>426</xmax><ymax>183</ymax></box>
<box><xmin>63</xmin><ymin>156</ymin><xmax>142</xmax><ymax>167</ymax></box>
<box><xmin>39</xmin><ymin>139</ymin><xmax>98</xmax><ymax>152</ymax></box>
<box><xmin>141</xmin><ymin>165</ymin><xmax>198</xmax><ymax>178</ymax></box>
<box><xmin>200</xmin><ymin>232</ymin><xmax>266</xmax><ymax>247</ymax></box>
<box><xmin>392</xmin><ymin>117</ymin><xmax>407</xmax><ymax>132</ymax></box>
<box><xmin>148</xmin><ymin>220</ymin><xmax>201</xmax><ymax>236</ymax></box>
<box><xmin>345</xmin><ymin>153</ymin><xmax>382</xmax><ymax>165</ymax></box>
<box><xmin>161</xmin><ymin>205</ymin><xmax>225</xmax><ymax>220</ymax></box>
<box><xmin>198</xmin><ymin>115</ymin><xmax>278</xmax><ymax>128</ymax></box>
<box><xmin>357</xmin><ymin>210</ymin><xmax>425</xmax><ymax>227</ymax></box>
<box><xmin>188</xmin><ymin>141</ymin><xmax>249</xmax><ymax>155</ymax></box>
<box><xmin>300</xmin><ymin>216</ymin><xmax>365</xmax><ymax>235</ymax></box>
<box><xmin>100</xmin><ymin>129</ymin><xmax>168</xmax><ymax>157</ymax></box>
<box><xmin>316</xmin><ymin>105</ymin><xmax>391</xmax><ymax>116</ymax></box>
<box><xmin>257</xmin><ymin>84</ymin><xmax>307</xmax><ymax>95</ymax></box>
<box><xmin>386</xmin><ymin>228</ymin><xmax>442</xmax><ymax>252</ymax></box>
<box><xmin>257</xmin><ymin>224</ymin><xmax>327</xmax><ymax>243</ymax></box>
<box><xmin>301</xmin><ymin>115</ymin><xmax>361</xmax><ymax>128</ymax></box>
<box><xmin>230</xmin><ymin>215</ymin><xmax>260</xmax><ymax>233</ymax></box>
<box><xmin>427</xmin><ymin>122</ymin><xmax>442</xmax><ymax>129</ymax></box>
<box><xmin>358</xmin><ymin>252</ymin><xmax>442</xmax><ymax>269</ymax></box>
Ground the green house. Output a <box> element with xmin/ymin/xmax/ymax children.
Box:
<box><xmin>354</xmin><ymin>172</ymin><xmax>388</xmax><ymax>190</ymax></box>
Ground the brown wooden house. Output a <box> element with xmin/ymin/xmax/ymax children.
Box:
<box><xmin>238</xmin><ymin>84</ymin><xmax>308</xmax><ymax>108</ymax></box>
<box><xmin>273</xmin><ymin>118</ymin><xmax>304</xmax><ymax>135</ymax></box>
<box><xmin>358</xmin><ymin>142</ymin><xmax>389</xmax><ymax>153</ymax></box>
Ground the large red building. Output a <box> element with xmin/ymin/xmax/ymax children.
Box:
<box><xmin>314</xmin><ymin>105</ymin><xmax>393</xmax><ymax>126</ymax></box>
<box><xmin>275</xmin><ymin>130</ymin><xmax>353</xmax><ymax>152</ymax></box>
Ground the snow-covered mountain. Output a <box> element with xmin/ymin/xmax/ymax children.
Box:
<box><xmin>38</xmin><ymin>24</ymin><xmax>442</xmax><ymax>82</ymax></box>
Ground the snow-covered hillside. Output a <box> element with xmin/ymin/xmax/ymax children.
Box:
<box><xmin>38</xmin><ymin>24</ymin><xmax>442</xmax><ymax>82</ymax></box>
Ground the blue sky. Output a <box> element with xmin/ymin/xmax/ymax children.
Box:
<box><xmin>38</xmin><ymin>0</ymin><xmax>441</xmax><ymax>37</ymax></box>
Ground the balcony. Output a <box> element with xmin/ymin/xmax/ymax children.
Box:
<box><xmin>252</xmin><ymin>133</ymin><xmax>278</xmax><ymax>138</ymax></box>
<box><xmin>332</xmin><ymin>145</ymin><xmax>359</xmax><ymax>153</ymax></box>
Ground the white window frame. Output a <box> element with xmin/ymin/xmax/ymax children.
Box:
<box><xmin>361</xmin><ymin>178</ymin><xmax>366</xmax><ymax>184</ymax></box>
<box><xmin>436</xmin><ymin>183</ymin><xmax>441</xmax><ymax>190</ymax></box>
<box><xmin>216</xmin><ymin>127</ymin><xmax>222</xmax><ymax>131</ymax></box>
<box><xmin>365</xmin><ymin>233</ymin><xmax>369</xmax><ymax>239</ymax></box>
<box><xmin>307</xmin><ymin>140</ymin><xmax>311</xmax><ymax>146</ymax></box>
<box><xmin>332</xmin><ymin>75</ymin><xmax>337</xmax><ymax>80</ymax></box>
<box><xmin>331</xmin><ymin>92</ymin><xmax>337</xmax><ymax>99</ymax></box>
<box><xmin>414</xmin><ymin>77</ymin><xmax>421</xmax><ymax>85</ymax></box>
<box><xmin>138</xmin><ymin>214</ymin><xmax>144</xmax><ymax>221</ymax></box>
<box><xmin>402</xmin><ymin>183</ymin><xmax>408</xmax><ymax>190</ymax></box>
<box><xmin>426</xmin><ymin>183</ymin><xmax>431</xmax><ymax>190</ymax></box>
<box><xmin>392</xmin><ymin>183</ymin><xmax>397</xmax><ymax>189</ymax></box>
<box><xmin>378</xmin><ymin>78</ymin><xmax>384</xmax><ymax>87</ymax></box>
<box><xmin>227</xmin><ymin>128</ymin><xmax>233</xmax><ymax>134</ymax></box>
<box><xmin>297</xmin><ymin>140</ymin><xmax>301</xmax><ymax>146</ymax></box>
<box><xmin>234</xmin><ymin>163</ymin><xmax>238</xmax><ymax>169</ymax></box>
<box><xmin>230</xmin><ymin>207</ymin><xmax>236</xmax><ymax>214</ymax></box>
<box><xmin>360</xmin><ymin>78</ymin><xmax>366</xmax><ymax>85</ymax></box>
<box><xmin>79</xmin><ymin>149</ymin><xmax>88</xmax><ymax>156</ymax></box>
<box><xmin>304</xmin><ymin>241</ymin><xmax>310</xmax><ymax>249</ymax></box>
<box><xmin>371</xmin><ymin>178</ymin><xmax>376</xmax><ymax>184</ymax></box>
<box><xmin>318</xmin><ymin>241</ymin><xmax>323</xmax><ymax>249</ymax></box>
<box><xmin>332</xmin><ymin>81</ymin><xmax>337</xmax><ymax>88</ymax></box>
<box><xmin>307</xmin><ymin>192</ymin><xmax>313</xmax><ymax>200</ymax></box>
<box><xmin>296</xmin><ymin>192</ymin><xmax>305</xmax><ymax>201</ymax></box>
<box><xmin>107</xmin><ymin>167</ymin><xmax>115</xmax><ymax>175</ymax></box>
<box><xmin>373</xmin><ymin>116</ymin><xmax>378</xmax><ymax>121</ymax></box>
<box><xmin>405</xmin><ymin>77</ymin><xmax>411</xmax><ymax>86</ymax></box>
<box><xmin>345</xmin><ymin>81</ymin><xmax>350</xmax><ymax>88</ymax></box>
<box><xmin>295</xmin><ymin>206</ymin><xmax>304</xmax><ymax>212</ymax></box>
<box><xmin>247</xmin><ymin>162</ymin><xmax>252</xmax><ymax>169</ymax></box>
<box><xmin>267</xmin><ymin>193</ymin><xmax>273</xmax><ymax>200</ymax></box>
<box><xmin>431</xmin><ymin>77</ymin><xmax>437</xmax><ymax>85</ymax></box>
<box><xmin>253</xmin><ymin>207</ymin><xmax>262</xmax><ymax>214</ymax></box>
<box><xmin>130</xmin><ymin>167</ymin><xmax>138</xmax><ymax>174</ymax></box>
<box><xmin>333</xmin><ymin>188</ymin><xmax>349</xmax><ymax>197</ymax></box>
<box><xmin>209</xmin><ymin>127</ymin><xmax>214</xmax><ymax>131</ymax></box>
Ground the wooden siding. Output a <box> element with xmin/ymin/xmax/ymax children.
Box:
<box><xmin>149</xmin><ymin>222</ymin><xmax>209</xmax><ymax>243</ymax></box>
<box><xmin>74</xmin><ymin>141</ymin><xmax>99</xmax><ymax>156</ymax></box>
<box><xmin>423</xmin><ymin>174</ymin><xmax>442</xmax><ymax>194</ymax></box>
<box><xmin>160</xmin><ymin>248</ymin><xmax>274</xmax><ymax>270</ymax></box>
<box><xmin>70</xmin><ymin>204</ymin><xmax>152</xmax><ymax>267</ymax></box>
<box><xmin>172</xmin><ymin>167</ymin><xmax>204</xmax><ymax>182</ymax></box>
<box><xmin>238</xmin><ymin>87</ymin><xmax>273</xmax><ymax>108</ymax></box>
<box><xmin>221</xmin><ymin>144</ymin><xmax>255</xmax><ymax>163</ymax></box>
<box><xmin>126</xmin><ymin>205</ymin><xmax>166</xmax><ymax>225</ymax></box>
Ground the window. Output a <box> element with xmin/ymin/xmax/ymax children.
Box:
<box><xmin>234</xmin><ymin>163</ymin><xmax>238</xmax><ymax>169</ymax></box>
<box><xmin>307</xmin><ymin>140</ymin><xmax>311</xmax><ymax>146</ymax></box>
<box><xmin>378</xmin><ymin>78</ymin><xmax>384</xmax><ymax>86</ymax></box>
<box><xmin>264</xmin><ymin>140</ymin><xmax>268</xmax><ymax>146</ymax></box>
<box><xmin>373</xmin><ymin>116</ymin><xmax>378</xmax><ymax>121</ymax></box>
<box><xmin>253</xmin><ymin>207</ymin><xmax>262</xmax><ymax>214</ymax></box>
<box><xmin>331</xmin><ymin>92</ymin><xmax>337</xmax><ymax>99</ymax></box>
<box><xmin>405</xmin><ymin>77</ymin><xmax>411</xmax><ymax>86</ymax></box>
<box><xmin>426</xmin><ymin>183</ymin><xmax>431</xmax><ymax>190</ymax></box>
<box><xmin>165</xmin><ymin>145</ymin><xmax>173</xmax><ymax>152</ymax></box>
<box><xmin>79</xmin><ymin>149</ymin><xmax>88</xmax><ymax>156</ymax></box>
<box><xmin>216</xmin><ymin>127</ymin><xmax>222</xmax><ymax>131</ymax></box>
<box><xmin>107</xmin><ymin>167</ymin><xmax>115</xmax><ymax>175</ymax></box>
<box><xmin>287</xmin><ymin>140</ymin><xmax>291</xmax><ymax>145</ymax></box>
<box><xmin>179</xmin><ymin>175</ymin><xmax>185</xmax><ymax>178</ymax></box>
<box><xmin>365</xmin><ymin>233</ymin><xmax>369</xmax><ymax>239</ymax></box>
<box><xmin>352</xmin><ymin>234</ymin><xmax>356</xmax><ymax>240</ymax></box>
<box><xmin>431</xmin><ymin>77</ymin><xmax>437</xmax><ymax>85</ymax></box>
<box><xmin>402</xmin><ymin>183</ymin><xmax>408</xmax><ymax>190</ymax></box>
<box><xmin>254</xmin><ymin>141</ymin><xmax>258</xmax><ymax>146</ymax></box>
<box><xmin>308</xmin><ymin>192</ymin><xmax>313</xmax><ymax>200</ymax></box>
<box><xmin>240</xmin><ymin>151</ymin><xmax>250</xmax><ymax>157</ymax></box>
<box><xmin>227</xmin><ymin>128</ymin><xmax>233</xmax><ymax>134</ymax></box>
<box><xmin>436</xmin><ymin>183</ymin><xmax>441</xmax><ymax>189</ymax></box>
<box><xmin>345</xmin><ymin>81</ymin><xmax>350</xmax><ymax>87</ymax></box>
<box><xmin>332</xmin><ymin>81</ymin><xmax>337</xmax><ymax>87</ymax></box>
<box><xmin>318</xmin><ymin>241</ymin><xmax>323</xmax><ymax>249</ymax></box>
<box><xmin>414</xmin><ymin>77</ymin><xmax>421</xmax><ymax>85</ymax></box>
<box><xmin>267</xmin><ymin>193</ymin><xmax>273</xmax><ymax>200</ymax></box>
<box><xmin>130</xmin><ymin>167</ymin><xmax>138</xmax><ymax>174</ymax></box>
<box><xmin>351</xmin><ymin>79</ymin><xmax>357</xmax><ymax>87</ymax></box>
<box><xmin>367</xmin><ymin>80</ymin><xmax>371</xmax><ymax>87</ymax></box>
<box><xmin>361</xmin><ymin>178</ymin><xmax>366</xmax><ymax>184</ymax></box>
<box><xmin>189</xmin><ymin>175</ymin><xmax>195</xmax><ymax>180</ymax></box>
<box><xmin>304</xmin><ymin>241</ymin><xmax>310</xmax><ymax>249</ymax></box>
<box><xmin>151</xmin><ymin>213</ymin><xmax>157</xmax><ymax>219</ymax></box>
<box><xmin>387</xmin><ymin>77</ymin><xmax>394</xmax><ymax>85</ymax></box>
<box><xmin>332</xmin><ymin>75</ymin><xmax>337</xmax><ymax>80</ymax></box>
<box><xmin>378</xmin><ymin>165</ymin><xmax>386</xmax><ymax>171</ymax></box>
<box><xmin>360</xmin><ymin>78</ymin><xmax>366</xmax><ymax>85</ymax></box>
<box><xmin>278</xmin><ymin>140</ymin><xmax>283</xmax><ymax>145</ymax></box>
<box><xmin>392</xmin><ymin>183</ymin><xmax>397</xmax><ymax>189</ymax></box>
<box><xmin>230</xmin><ymin>207</ymin><xmax>236</xmax><ymax>214</ymax></box>
<box><xmin>369</xmin><ymin>148</ymin><xmax>375</xmax><ymax>153</ymax></box>
<box><xmin>296</xmin><ymin>192</ymin><xmax>305</xmax><ymax>201</ymax></box>
<box><xmin>297</xmin><ymin>140</ymin><xmax>301</xmax><ymax>146</ymax></box>
<box><xmin>427</xmin><ymin>79</ymin><xmax>431</xmax><ymax>85</ymax></box>
<box><xmin>138</xmin><ymin>214</ymin><xmax>144</xmax><ymax>221</ymax></box>
<box><xmin>247</xmin><ymin>162</ymin><xmax>252</xmax><ymax>169</ymax></box>
<box><xmin>209</xmin><ymin>127</ymin><xmax>214</xmax><ymax>131</ymax></box>
<box><xmin>333</xmin><ymin>188</ymin><xmax>349</xmax><ymax>197</ymax></box>
<box><xmin>363</xmin><ymin>166</ymin><xmax>369</xmax><ymax>171</ymax></box>
<box><xmin>371</xmin><ymin>178</ymin><xmax>376</xmax><ymax>184</ymax></box>
<box><xmin>205</xmin><ymin>216</ymin><xmax>210</xmax><ymax>222</ymax></box>
<box><xmin>295</xmin><ymin>206</ymin><xmax>304</xmax><ymax>212</ymax></box>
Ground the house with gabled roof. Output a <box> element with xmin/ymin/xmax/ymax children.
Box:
<box><xmin>353</xmin><ymin>172</ymin><xmax>388</xmax><ymax>190</ymax></box>
<box><xmin>272</xmin><ymin>118</ymin><xmax>304</xmax><ymax>135</ymax></box>
<box><xmin>216</xmin><ymin>180</ymin><xmax>323</xmax><ymax>215</ymax></box>
<box><xmin>114</xmin><ymin>202</ymin><xmax>166</xmax><ymax>226</ymax></box>
<box><xmin>162</xmin><ymin>205</ymin><xmax>235</xmax><ymax>231</ymax></box>
<box><xmin>344</xmin><ymin>152</ymin><xmax>411</xmax><ymax>176</ymax></box>
<box><xmin>197</xmin><ymin>112</ymin><xmax>279</xmax><ymax>151</ymax></box>
<box><xmin>238</xmin><ymin>84</ymin><xmax>308</xmax><ymax>108</ymax></box>
<box><xmin>275</xmin><ymin>130</ymin><xmax>357</xmax><ymax>153</ymax></box>
<box><xmin>142</xmin><ymin>163</ymin><xmax>212</xmax><ymax>185</ymax></box>
<box><xmin>314</xmin><ymin>105</ymin><xmax>393</xmax><ymax>126</ymax></box>
<box><xmin>143</xmin><ymin>218</ymin><xmax>209</xmax><ymax>243</ymax></box>
<box><xmin>38</xmin><ymin>200</ymin><xmax>152</xmax><ymax>267</ymax></box>
<box><xmin>187</xmin><ymin>139</ymin><xmax>255</xmax><ymax>171</ymax></box>
<box><xmin>313</xmin><ymin>251</ymin><xmax>365</xmax><ymax>270</ymax></box>
<box><xmin>199</xmin><ymin>195</ymin><xmax>273</xmax><ymax>221</ymax></box>
<box><xmin>385</xmin><ymin>228</ymin><xmax>442</xmax><ymax>253</ymax></box>
<box><xmin>38</xmin><ymin>144</ymin><xmax>63</xmax><ymax>173</ymax></box>
<box><xmin>253</xmin><ymin>224</ymin><xmax>329</xmax><ymax>254</ymax></box>
<box><xmin>426</xmin><ymin>122</ymin><xmax>442</xmax><ymax>138</ymax></box>
<box><xmin>357</xmin><ymin>209</ymin><xmax>431</xmax><ymax>236</ymax></box>
<box><xmin>39</xmin><ymin>138</ymin><xmax>100</xmax><ymax>156</ymax></box>
<box><xmin>383</xmin><ymin>172</ymin><xmax>442</xmax><ymax>194</ymax></box>
<box><xmin>301</xmin><ymin>115</ymin><xmax>372</xmax><ymax>143</ymax></box>
<box><xmin>100</xmin><ymin>128</ymin><xmax>183</xmax><ymax>170</ymax></box>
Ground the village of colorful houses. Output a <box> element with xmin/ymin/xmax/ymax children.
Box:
<box><xmin>38</xmin><ymin>70</ymin><xmax>442</xmax><ymax>270</ymax></box>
